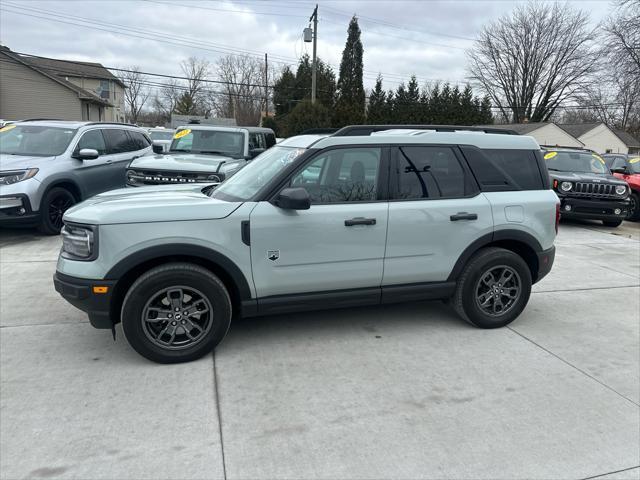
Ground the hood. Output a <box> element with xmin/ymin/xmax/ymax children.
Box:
<box><xmin>129</xmin><ymin>153</ymin><xmax>239</xmax><ymax>173</ymax></box>
<box><xmin>64</xmin><ymin>183</ymin><xmax>240</xmax><ymax>225</ymax></box>
<box><xmin>548</xmin><ymin>171</ymin><xmax>627</xmax><ymax>185</ymax></box>
<box><xmin>0</xmin><ymin>154</ymin><xmax>56</xmax><ymax>171</ymax></box>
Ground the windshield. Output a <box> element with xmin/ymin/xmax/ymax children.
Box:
<box><xmin>629</xmin><ymin>157</ymin><xmax>640</xmax><ymax>174</ymax></box>
<box><xmin>212</xmin><ymin>146</ymin><xmax>307</xmax><ymax>201</ymax></box>
<box><xmin>149</xmin><ymin>130</ymin><xmax>174</xmax><ymax>141</ymax></box>
<box><xmin>170</xmin><ymin>128</ymin><xmax>244</xmax><ymax>158</ymax></box>
<box><xmin>0</xmin><ymin>125</ymin><xmax>77</xmax><ymax>157</ymax></box>
<box><xmin>544</xmin><ymin>151</ymin><xmax>607</xmax><ymax>174</ymax></box>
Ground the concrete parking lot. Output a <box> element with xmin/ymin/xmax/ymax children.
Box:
<box><xmin>1</xmin><ymin>220</ymin><xmax>639</xmax><ymax>480</ymax></box>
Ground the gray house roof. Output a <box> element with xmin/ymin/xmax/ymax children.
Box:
<box><xmin>558</xmin><ymin>123</ymin><xmax>601</xmax><ymax>138</ymax></box>
<box><xmin>25</xmin><ymin>55</ymin><xmax>125</xmax><ymax>88</ymax></box>
<box><xmin>478</xmin><ymin>122</ymin><xmax>550</xmax><ymax>134</ymax></box>
<box><xmin>613</xmin><ymin>129</ymin><xmax>640</xmax><ymax>148</ymax></box>
<box><xmin>0</xmin><ymin>46</ymin><xmax>111</xmax><ymax>106</ymax></box>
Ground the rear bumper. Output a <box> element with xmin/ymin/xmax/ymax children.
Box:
<box><xmin>53</xmin><ymin>272</ymin><xmax>116</xmax><ymax>329</ymax></box>
<box><xmin>558</xmin><ymin>196</ymin><xmax>629</xmax><ymax>221</ymax></box>
<box><xmin>535</xmin><ymin>246</ymin><xmax>555</xmax><ymax>283</ymax></box>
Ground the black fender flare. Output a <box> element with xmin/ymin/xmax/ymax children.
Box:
<box><xmin>447</xmin><ymin>229</ymin><xmax>543</xmax><ymax>282</ymax></box>
<box><xmin>105</xmin><ymin>243</ymin><xmax>252</xmax><ymax>300</ymax></box>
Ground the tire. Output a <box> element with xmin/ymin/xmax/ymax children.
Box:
<box><xmin>38</xmin><ymin>187</ymin><xmax>76</xmax><ymax>235</ymax></box>
<box><xmin>121</xmin><ymin>263</ymin><xmax>232</xmax><ymax>364</ymax></box>
<box><xmin>627</xmin><ymin>192</ymin><xmax>640</xmax><ymax>221</ymax></box>
<box><xmin>452</xmin><ymin>247</ymin><xmax>532</xmax><ymax>329</ymax></box>
<box><xmin>602</xmin><ymin>219</ymin><xmax>623</xmax><ymax>227</ymax></box>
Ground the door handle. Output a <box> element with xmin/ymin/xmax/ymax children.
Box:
<box><xmin>450</xmin><ymin>212</ymin><xmax>478</xmax><ymax>221</ymax></box>
<box><xmin>345</xmin><ymin>217</ymin><xmax>376</xmax><ymax>226</ymax></box>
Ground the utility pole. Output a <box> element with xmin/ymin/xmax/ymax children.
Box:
<box><xmin>310</xmin><ymin>4</ymin><xmax>318</xmax><ymax>104</ymax></box>
<box><xmin>264</xmin><ymin>53</ymin><xmax>269</xmax><ymax>118</ymax></box>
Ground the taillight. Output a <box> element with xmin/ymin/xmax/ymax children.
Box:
<box><xmin>555</xmin><ymin>203</ymin><xmax>560</xmax><ymax>234</ymax></box>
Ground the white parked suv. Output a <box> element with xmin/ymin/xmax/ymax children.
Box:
<box><xmin>54</xmin><ymin>125</ymin><xmax>558</xmax><ymax>363</ymax></box>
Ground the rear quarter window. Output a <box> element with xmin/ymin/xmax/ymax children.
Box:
<box><xmin>482</xmin><ymin>149</ymin><xmax>545</xmax><ymax>190</ymax></box>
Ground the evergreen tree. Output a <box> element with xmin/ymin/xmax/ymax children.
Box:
<box><xmin>367</xmin><ymin>75</ymin><xmax>387</xmax><ymax>124</ymax></box>
<box><xmin>460</xmin><ymin>85</ymin><xmax>475</xmax><ymax>124</ymax></box>
<box><xmin>385</xmin><ymin>90</ymin><xmax>396</xmax><ymax>123</ymax></box>
<box><xmin>284</xmin><ymin>100</ymin><xmax>332</xmax><ymax>137</ymax></box>
<box><xmin>406</xmin><ymin>76</ymin><xmax>421</xmax><ymax>123</ymax></box>
<box><xmin>450</xmin><ymin>85</ymin><xmax>462</xmax><ymax>124</ymax></box>
<box><xmin>273</xmin><ymin>66</ymin><xmax>297</xmax><ymax>116</ymax></box>
<box><xmin>174</xmin><ymin>92</ymin><xmax>197</xmax><ymax>115</ymax></box>
<box><xmin>480</xmin><ymin>95</ymin><xmax>494</xmax><ymax>124</ymax></box>
<box><xmin>333</xmin><ymin>16</ymin><xmax>365</xmax><ymax>126</ymax></box>
<box><xmin>294</xmin><ymin>54</ymin><xmax>336</xmax><ymax>108</ymax></box>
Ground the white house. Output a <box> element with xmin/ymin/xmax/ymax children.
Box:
<box><xmin>560</xmin><ymin>123</ymin><xmax>640</xmax><ymax>155</ymax></box>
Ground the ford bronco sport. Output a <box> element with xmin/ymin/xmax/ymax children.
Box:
<box><xmin>542</xmin><ymin>147</ymin><xmax>630</xmax><ymax>227</ymax></box>
<box><xmin>54</xmin><ymin>125</ymin><xmax>558</xmax><ymax>363</ymax></box>
<box><xmin>126</xmin><ymin>125</ymin><xmax>275</xmax><ymax>186</ymax></box>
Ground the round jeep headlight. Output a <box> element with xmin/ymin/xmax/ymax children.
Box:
<box><xmin>560</xmin><ymin>181</ymin><xmax>573</xmax><ymax>192</ymax></box>
<box><xmin>615</xmin><ymin>185</ymin><xmax>627</xmax><ymax>195</ymax></box>
<box><xmin>207</xmin><ymin>174</ymin><xmax>221</xmax><ymax>182</ymax></box>
<box><xmin>126</xmin><ymin>170</ymin><xmax>137</xmax><ymax>184</ymax></box>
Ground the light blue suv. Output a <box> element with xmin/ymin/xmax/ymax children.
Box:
<box><xmin>0</xmin><ymin>120</ymin><xmax>151</xmax><ymax>234</ymax></box>
<box><xmin>54</xmin><ymin>125</ymin><xmax>559</xmax><ymax>363</ymax></box>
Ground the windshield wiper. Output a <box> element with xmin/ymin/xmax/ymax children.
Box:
<box><xmin>198</xmin><ymin>150</ymin><xmax>229</xmax><ymax>155</ymax></box>
<box><xmin>547</xmin><ymin>168</ymin><xmax>566</xmax><ymax>172</ymax></box>
<box><xmin>169</xmin><ymin>149</ymin><xmax>190</xmax><ymax>153</ymax></box>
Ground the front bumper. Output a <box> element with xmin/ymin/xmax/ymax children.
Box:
<box><xmin>535</xmin><ymin>246</ymin><xmax>555</xmax><ymax>283</ymax></box>
<box><xmin>558</xmin><ymin>196</ymin><xmax>630</xmax><ymax>221</ymax></box>
<box><xmin>53</xmin><ymin>272</ymin><xmax>116</xmax><ymax>329</ymax></box>
<box><xmin>0</xmin><ymin>194</ymin><xmax>39</xmax><ymax>226</ymax></box>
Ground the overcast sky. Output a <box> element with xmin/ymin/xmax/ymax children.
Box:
<box><xmin>0</xmin><ymin>0</ymin><xmax>613</xmax><ymax>93</ymax></box>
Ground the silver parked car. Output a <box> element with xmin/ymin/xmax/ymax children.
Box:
<box><xmin>54</xmin><ymin>125</ymin><xmax>558</xmax><ymax>364</ymax></box>
<box><xmin>146</xmin><ymin>127</ymin><xmax>174</xmax><ymax>153</ymax></box>
<box><xmin>0</xmin><ymin>120</ymin><xmax>151</xmax><ymax>234</ymax></box>
<box><xmin>126</xmin><ymin>125</ymin><xmax>276</xmax><ymax>186</ymax></box>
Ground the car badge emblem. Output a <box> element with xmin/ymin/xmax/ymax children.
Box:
<box><xmin>267</xmin><ymin>250</ymin><xmax>280</xmax><ymax>262</ymax></box>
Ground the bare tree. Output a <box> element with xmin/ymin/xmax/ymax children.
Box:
<box><xmin>152</xmin><ymin>78</ymin><xmax>181</xmax><ymax>123</ymax></box>
<box><xmin>604</xmin><ymin>0</ymin><xmax>640</xmax><ymax>77</ymax></box>
<box><xmin>174</xmin><ymin>57</ymin><xmax>211</xmax><ymax>115</ymax></box>
<box><xmin>467</xmin><ymin>3</ymin><xmax>598</xmax><ymax>123</ymax></box>
<box><xmin>118</xmin><ymin>66</ymin><xmax>149</xmax><ymax>124</ymax></box>
<box><xmin>213</xmin><ymin>54</ymin><xmax>272</xmax><ymax>126</ymax></box>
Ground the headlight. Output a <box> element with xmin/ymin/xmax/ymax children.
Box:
<box><xmin>207</xmin><ymin>174</ymin><xmax>221</xmax><ymax>182</ymax></box>
<box><xmin>61</xmin><ymin>224</ymin><xmax>97</xmax><ymax>260</ymax></box>
<box><xmin>0</xmin><ymin>169</ymin><xmax>39</xmax><ymax>185</ymax></box>
<box><xmin>560</xmin><ymin>181</ymin><xmax>573</xmax><ymax>192</ymax></box>
<box><xmin>615</xmin><ymin>185</ymin><xmax>627</xmax><ymax>196</ymax></box>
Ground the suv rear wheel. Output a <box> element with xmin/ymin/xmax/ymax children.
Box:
<box><xmin>121</xmin><ymin>263</ymin><xmax>232</xmax><ymax>363</ymax></box>
<box><xmin>452</xmin><ymin>247</ymin><xmax>532</xmax><ymax>329</ymax></box>
<box><xmin>602</xmin><ymin>219</ymin><xmax>623</xmax><ymax>227</ymax></box>
<box><xmin>38</xmin><ymin>187</ymin><xmax>76</xmax><ymax>235</ymax></box>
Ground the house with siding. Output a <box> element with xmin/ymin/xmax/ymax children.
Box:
<box><xmin>0</xmin><ymin>46</ymin><xmax>125</xmax><ymax>122</ymax></box>
<box><xmin>560</xmin><ymin>123</ymin><xmax>640</xmax><ymax>155</ymax></box>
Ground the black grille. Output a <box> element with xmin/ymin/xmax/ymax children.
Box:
<box><xmin>571</xmin><ymin>182</ymin><xmax>618</xmax><ymax>199</ymax></box>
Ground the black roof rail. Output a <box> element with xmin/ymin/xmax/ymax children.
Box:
<box><xmin>301</xmin><ymin>128</ymin><xmax>339</xmax><ymax>135</ymax></box>
<box><xmin>86</xmin><ymin>121</ymin><xmax>140</xmax><ymax>127</ymax></box>
<box><xmin>18</xmin><ymin>118</ymin><xmax>66</xmax><ymax>122</ymax></box>
<box><xmin>332</xmin><ymin>125</ymin><xmax>520</xmax><ymax>136</ymax></box>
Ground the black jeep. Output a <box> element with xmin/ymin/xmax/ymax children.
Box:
<box><xmin>542</xmin><ymin>147</ymin><xmax>630</xmax><ymax>227</ymax></box>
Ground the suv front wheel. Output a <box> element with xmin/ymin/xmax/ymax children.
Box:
<box><xmin>39</xmin><ymin>187</ymin><xmax>76</xmax><ymax>235</ymax></box>
<box><xmin>452</xmin><ymin>247</ymin><xmax>532</xmax><ymax>329</ymax></box>
<box><xmin>121</xmin><ymin>263</ymin><xmax>232</xmax><ymax>363</ymax></box>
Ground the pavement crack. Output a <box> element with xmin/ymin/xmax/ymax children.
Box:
<box><xmin>582</xmin><ymin>465</ymin><xmax>640</xmax><ymax>479</ymax></box>
<box><xmin>507</xmin><ymin>327</ymin><xmax>639</xmax><ymax>408</ymax></box>
<box><xmin>533</xmin><ymin>285</ymin><xmax>639</xmax><ymax>294</ymax></box>
<box><xmin>213</xmin><ymin>351</ymin><xmax>227</xmax><ymax>480</ymax></box>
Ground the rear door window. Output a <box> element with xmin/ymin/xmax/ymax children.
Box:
<box><xmin>391</xmin><ymin>146</ymin><xmax>466</xmax><ymax>199</ymax></box>
<box><xmin>103</xmin><ymin>129</ymin><xmax>133</xmax><ymax>154</ymax></box>
<box><xmin>128</xmin><ymin>131</ymin><xmax>151</xmax><ymax>150</ymax></box>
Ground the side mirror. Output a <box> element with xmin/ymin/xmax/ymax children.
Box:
<box><xmin>76</xmin><ymin>148</ymin><xmax>99</xmax><ymax>160</ymax></box>
<box><xmin>249</xmin><ymin>148</ymin><xmax>265</xmax><ymax>159</ymax></box>
<box><xmin>611</xmin><ymin>166</ymin><xmax>630</xmax><ymax>175</ymax></box>
<box><xmin>274</xmin><ymin>187</ymin><xmax>311</xmax><ymax>210</ymax></box>
<box><xmin>152</xmin><ymin>141</ymin><xmax>164</xmax><ymax>154</ymax></box>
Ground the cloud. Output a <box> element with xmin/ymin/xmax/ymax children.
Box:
<box><xmin>0</xmin><ymin>0</ymin><xmax>611</xmax><ymax>95</ymax></box>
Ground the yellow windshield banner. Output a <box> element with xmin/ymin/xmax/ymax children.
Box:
<box><xmin>173</xmin><ymin>129</ymin><xmax>191</xmax><ymax>139</ymax></box>
<box><xmin>629</xmin><ymin>157</ymin><xmax>640</xmax><ymax>164</ymax></box>
<box><xmin>0</xmin><ymin>124</ymin><xmax>16</xmax><ymax>133</ymax></box>
<box><xmin>544</xmin><ymin>151</ymin><xmax>557</xmax><ymax>160</ymax></box>
<box><xmin>592</xmin><ymin>154</ymin><xmax>605</xmax><ymax>164</ymax></box>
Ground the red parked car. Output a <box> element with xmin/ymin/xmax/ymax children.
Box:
<box><xmin>604</xmin><ymin>154</ymin><xmax>640</xmax><ymax>220</ymax></box>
